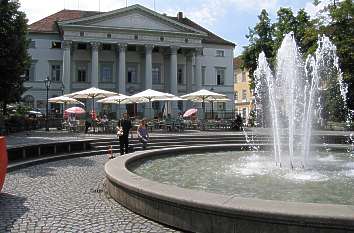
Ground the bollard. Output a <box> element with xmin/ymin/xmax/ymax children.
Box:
<box><xmin>0</xmin><ymin>137</ymin><xmax>8</xmax><ymax>192</ymax></box>
<box><xmin>108</xmin><ymin>145</ymin><xmax>114</xmax><ymax>159</ymax></box>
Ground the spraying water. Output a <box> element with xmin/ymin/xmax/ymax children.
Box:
<box><xmin>254</xmin><ymin>32</ymin><xmax>350</xmax><ymax>168</ymax></box>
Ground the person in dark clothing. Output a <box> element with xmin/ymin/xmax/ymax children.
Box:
<box><xmin>117</xmin><ymin>112</ymin><xmax>132</xmax><ymax>155</ymax></box>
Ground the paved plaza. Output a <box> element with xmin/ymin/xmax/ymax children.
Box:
<box><xmin>1</xmin><ymin>154</ymin><xmax>180</xmax><ymax>233</ymax></box>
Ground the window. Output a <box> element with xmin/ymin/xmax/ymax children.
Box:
<box><xmin>51</xmin><ymin>64</ymin><xmax>61</xmax><ymax>82</ymax></box>
<box><xmin>234</xmin><ymin>91</ymin><xmax>238</xmax><ymax>101</ymax></box>
<box><xmin>102</xmin><ymin>44</ymin><xmax>111</xmax><ymax>51</ymax></box>
<box><xmin>134</xmin><ymin>35</ymin><xmax>138</xmax><ymax>40</ymax></box>
<box><xmin>152</xmin><ymin>47</ymin><xmax>159</xmax><ymax>53</ymax></box>
<box><xmin>77</xmin><ymin>64</ymin><xmax>87</xmax><ymax>82</ymax></box>
<box><xmin>107</xmin><ymin>33</ymin><xmax>111</xmax><ymax>38</ymax></box>
<box><xmin>178</xmin><ymin>100</ymin><xmax>183</xmax><ymax>112</ymax></box>
<box><xmin>217</xmin><ymin>102</ymin><xmax>226</xmax><ymax>111</ymax></box>
<box><xmin>242</xmin><ymin>71</ymin><xmax>247</xmax><ymax>82</ymax></box>
<box><xmin>77</xmin><ymin>43</ymin><xmax>87</xmax><ymax>50</ymax></box>
<box><xmin>152</xmin><ymin>64</ymin><xmax>161</xmax><ymax>84</ymax></box>
<box><xmin>177</xmin><ymin>65</ymin><xmax>183</xmax><ymax>85</ymax></box>
<box><xmin>100</xmin><ymin>63</ymin><xmax>113</xmax><ymax>82</ymax></box>
<box><xmin>185</xmin><ymin>38</ymin><xmax>189</xmax><ymax>43</ymax></box>
<box><xmin>216</xmin><ymin>67</ymin><xmax>225</xmax><ymax>85</ymax></box>
<box><xmin>23</xmin><ymin>95</ymin><xmax>34</xmax><ymax>108</ymax></box>
<box><xmin>216</xmin><ymin>50</ymin><xmax>224</xmax><ymax>57</ymax></box>
<box><xmin>51</xmin><ymin>41</ymin><xmax>62</xmax><ymax>49</ymax></box>
<box><xmin>127</xmin><ymin>45</ymin><xmax>136</xmax><ymax>51</ymax></box>
<box><xmin>25</xmin><ymin>63</ymin><xmax>36</xmax><ymax>81</ymax></box>
<box><xmin>242</xmin><ymin>108</ymin><xmax>247</xmax><ymax>119</ymax></box>
<box><xmin>234</xmin><ymin>71</ymin><xmax>238</xmax><ymax>83</ymax></box>
<box><xmin>242</xmin><ymin>89</ymin><xmax>247</xmax><ymax>101</ymax></box>
<box><xmin>202</xmin><ymin>66</ymin><xmax>206</xmax><ymax>85</ymax></box>
<box><xmin>127</xmin><ymin>63</ymin><xmax>138</xmax><ymax>83</ymax></box>
<box><xmin>29</xmin><ymin>40</ymin><xmax>36</xmax><ymax>48</ymax></box>
<box><xmin>80</xmin><ymin>31</ymin><xmax>84</xmax><ymax>37</ymax></box>
<box><xmin>160</xmin><ymin>36</ymin><xmax>164</xmax><ymax>42</ymax></box>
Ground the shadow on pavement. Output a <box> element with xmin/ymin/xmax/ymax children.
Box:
<box><xmin>0</xmin><ymin>193</ymin><xmax>29</xmax><ymax>232</ymax></box>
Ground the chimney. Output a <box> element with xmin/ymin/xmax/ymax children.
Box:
<box><xmin>177</xmin><ymin>12</ymin><xmax>183</xmax><ymax>21</ymax></box>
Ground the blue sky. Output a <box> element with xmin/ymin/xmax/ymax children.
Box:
<box><xmin>20</xmin><ymin>0</ymin><xmax>320</xmax><ymax>56</ymax></box>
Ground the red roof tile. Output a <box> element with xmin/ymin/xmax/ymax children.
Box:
<box><xmin>29</xmin><ymin>10</ymin><xmax>99</xmax><ymax>33</ymax></box>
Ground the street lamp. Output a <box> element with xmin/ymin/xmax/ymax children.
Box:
<box><xmin>60</xmin><ymin>81</ymin><xmax>65</xmax><ymax>114</ymax></box>
<box><xmin>44</xmin><ymin>76</ymin><xmax>51</xmax><ymax>131</ymax></box>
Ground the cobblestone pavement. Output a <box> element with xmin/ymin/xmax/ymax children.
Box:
<box><xmin>1</xmin><ymin>155</ymin><xmax>181</xmax><ymax>233</ymax></box>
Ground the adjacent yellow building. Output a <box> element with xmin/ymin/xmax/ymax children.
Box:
<box><xmin>233</xmin><ymin>57</ymin><xmax>254</xmax><ymax>124</ymax></box>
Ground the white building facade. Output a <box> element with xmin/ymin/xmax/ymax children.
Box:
<box><xmin>24</xmin><ymin>4</ymin><xmax>235</xmax><ymax>118</ymax></box>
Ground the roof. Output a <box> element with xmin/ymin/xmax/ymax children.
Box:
<box><xmin>29</xmin><ymin>8</ymin><xmax>235</xmax><ymax>46</ymax></box>
<box><xmin>29</xmin><ymin>10</ymin><xmax>100</xmax><ymax>33</ymax></box>
<box><xmin>233</xmin><ymin>56</ymin><xmax>244</xmax><ymax>69</ymax></box>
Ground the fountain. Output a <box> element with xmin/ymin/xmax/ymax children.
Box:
<box><xmin>254</xmin><ymin>32</ymin><xmax>350</xmax><ymax>168</ymax></box>
<box><xmin>105</xmin><ymin>33</ymin><xmax>354</xmax><ymax>233</ymax></box>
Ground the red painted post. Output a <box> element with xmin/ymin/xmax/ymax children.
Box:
<box><xmin>0</xmin><ymin>136</ymin><xmax>8</xmax><ymax>192</ymax></box>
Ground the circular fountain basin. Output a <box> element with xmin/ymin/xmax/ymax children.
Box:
<box><xmin>105</xmin><ymin>145</ymin><xmax>354</xmax><ymax>233</ymax></box>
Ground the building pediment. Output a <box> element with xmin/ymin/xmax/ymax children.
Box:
<box><xmin>58</xmin><ymin>4</ymin><xmax>206</xmax><ymax>36</ymax></box>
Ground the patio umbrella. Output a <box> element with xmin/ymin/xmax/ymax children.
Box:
<box><xmin>65</xmin><ymin>87</ymin><xmax>117</xmax><ymax>114</ymax></box>
<box><xmin>48</xmin><ymin>96</ymin><xmax>84</xmax><ymax>116</ymax></box>
<box><xmin>181</xmin><ymin>89</ymin><xmax>228</xmax><ymax>119</ymax></box>
<box><xmin>183</xmin><ymin>108</ymin><xmax>198</xmax><ymax>117</ymax></box>
<box><xmin>129</xmin><ymin>89</ymin><xmax>175</xmax><ymax>119</ymax></box>
<box><xmin>65</xmin><ymin>106</ymin><xmax>86</xmax><ymax>114</ymax></box>
<box><xmin>97</xmin><ymin>94</ymin><xmax>131</xmax><ymax>119</ymax></box>
<box><xmin>152</xmin><ymin>96</ymin><xmax>185</xmax><ymax>117</ymax></box>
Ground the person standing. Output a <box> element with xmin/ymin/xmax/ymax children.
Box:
<box><xmin>117</xmin><ymin>112</ymin><xmax>132</xmax><ymax>155</ymax></box>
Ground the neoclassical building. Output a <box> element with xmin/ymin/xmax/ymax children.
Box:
<box><xmin>24</xmin><ymin>4</ymin><xmax>235</xmax><ymax>118</ymax></box>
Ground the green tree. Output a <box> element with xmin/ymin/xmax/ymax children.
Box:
<box><xmin>242</xmin><ymin>9</ymin><xmax>274</xmax><ymax>89</ymax></box>
<box><xmin>272</xmin><ymin>8</ymin><xmax>296</xmax><ymax>51</ymax></box>
<box><xmin>0</xmin><ymin>0</ymin><xmax>30</xmax><ymax>116</ymax></box>
<box><xmin>324</xmin><ymin>0</ymin><xmax>354</xmax><ymax>110</ymax></box>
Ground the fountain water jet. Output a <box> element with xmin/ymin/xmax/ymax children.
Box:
<box><xmin>255</xmin><ymin>32</ymin><xmax>350</xmax><ymax>168</ymax></box>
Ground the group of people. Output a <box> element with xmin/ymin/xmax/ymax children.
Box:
<box><xmin>110</xmin><ymin>112</ymin><xmax>149</xmax><ymax>159</ymax></box>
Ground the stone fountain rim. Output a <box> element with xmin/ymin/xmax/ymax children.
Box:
<box><xmin>105</xmin><ymin>144</ymin><xmax>354</xmax><ymax>231</ymax></box>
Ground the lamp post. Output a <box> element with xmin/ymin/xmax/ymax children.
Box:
<box><xmin>60</xmin><ymin>81</ymin><xmax>65</xmax><ymax>114</ymax></box>
<box><xmin>44</xmin><ymin>76</ymin><xmax>51</xmax><ymax>131</ymax></box>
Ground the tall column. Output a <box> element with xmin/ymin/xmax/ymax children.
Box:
<box><xmin>118</xmin><ymin>43</ymin><xmax>127</xmax><ymax>94</ymax></box>
<box><xmin>186</xmin><ymin>51</ymin><xmax>194</xmax><ymax>109</ymax></box>
<box><xmin>195</xmin><ymin>48</ymin><xmax>203</xmax><ymax>90</ymax></box>
<box><xmin>117</xmin><ymin>43</ymin><xmax>127</xmax><ymax>118</ymax></box>
<box><xmin>145</xmin><ymin>44</ymin><xmax>153</xmax><ymax>90</ymax></box>
<box><xmin>170</xmin><ymin>46</ymin><xmax>179</xmax><ymax>117</ymax></box>
<box><xmin>91</xmin><ymin>42</ymin><xmax>100</xmax><ymax>88</ymax></box>
<box><xmin>195</xmin><ymin>48</ymin><xmax>203</xmax><ymax>119</ymax></box>
<box><xmin>62</xmin><ymin>41</ymin><xmax>72</xmax><ymax>94</ymax></box>
<box><xmin>186</xmin><ymin>52</ymin><xmax>194</xmax><ymax>93</ymax></box>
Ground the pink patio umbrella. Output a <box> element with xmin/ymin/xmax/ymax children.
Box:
<box><xmin>64</xmin><ymin>107</ymin><xmax>86</xmax><ymax>115</ymax></box>
<box><xmin>183</xmin><ymin>108</ymin><xmax>198</xmax><ymax>117</ymax></box>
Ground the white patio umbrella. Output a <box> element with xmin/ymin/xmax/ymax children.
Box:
<box><xmin>181</xmin><ymin>89</ymin><xmax>228</xmax><ymax>119</ymax></box>
<box><xmin>97</xmin><ymin>94</ymin><xmax>132</xmax><ymax>118</ymax></box>
<box><xmin>65</xmin><ymin>87</ymin><xmax>117</xmax><ymax>113</ymax></box>
<box><xmin>48</xmin><ymin>96</ymin><xmax>84</xmax><ymax>105</ymax></box>
<box><xmin>152</xmin><ymin>96</ymin><xmax>186</xmax><ymax>117</ymax></box>
<box><xmin>129</xmin><ymin>89</ymin><xmax>175</xmax><ymax>118</ymax></box>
